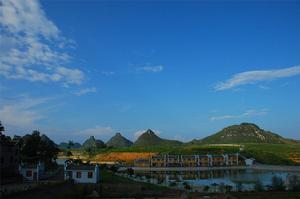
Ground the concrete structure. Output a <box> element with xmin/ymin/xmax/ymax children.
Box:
<box><xmin>19</xmin><ymin>162</ymin><xmax>45</xmax><ymax>181</ymax></box>
<box><xmin>134</xmin><ymin>153</ymin><xmax>247</xmax><ymax>167</ymax></box>
<box><xmin>245</xmin><ymin>158</ymin><xmax>255</xmax><ymax>166</ymax></box>
<box><xmin>64</xmin><ymin>163</ymin><xmax>100</xmax><ymax>183</ymax></box>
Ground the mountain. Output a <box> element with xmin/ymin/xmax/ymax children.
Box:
<box><xmin>59</xmin><ymin>142</ymin><xmax>81</xmax><ymax>149</ymax></box>
<box><xmin>106</xmin><ymin>133</ymin><xmax>133</xmax><ymax>148</ymax></box>
<box><xmin>40</xmin><ymin>134</ymin><xmax>58</xmax><ymax>147</ymax></box>
<box><xmin>198</xmin><ymin>123</ymin><xmax>291</xmax><ymax>144</ymax></box>
<box><xmin>82</xmin><ymin>136</ymin><xmax>106</xmax><ymax>149</ymax></box>
<box><xmin>134</xmin><ymin>129</ymin><xmax>182</xmax><ymax>146</ymax></box>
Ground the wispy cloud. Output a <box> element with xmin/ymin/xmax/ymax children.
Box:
<box><xmin>215</xmin><ymin>65</ymin><xmax>300</xmax><ymax>91</ymax></box>
<box><xmin>77</xmin><ymin>126</ymin><xmax>114</xmax><ymax>137</ymax></box>
<box><xmin>74</xmin><ymin>87</ymin><xmax>97</xmax><ymax>96</ymax></box>
<box><xmin>0</xmin><ymin>96</ymin><xmax>51</xmax><ymax>128</ymax></box>
<box><xmin>137</xmin><ymin>65</ymin><xmax>164</xmax><ymax>73</ymax></box>
<box><xmin>210</xmin><ymin>109</ymin><xmax>268</xmax><ymax>121</ymax></box>
<box><xmin>0</xmin><ymin>0</ymin><xmax>85</xmax><ymax>86</ymax></box>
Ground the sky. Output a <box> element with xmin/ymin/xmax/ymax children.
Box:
<box><xmin>1</xmin><ymin>0</ymin><xmax>300</xmax><ymax>144</ymax></box>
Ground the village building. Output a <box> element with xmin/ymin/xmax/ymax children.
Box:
<box><xmin>134</xmin><ymin>153</ymin><xmax>248</xmax><ymax>168</ymax></box>
<box><xmin>64</xmin><ymin>163</ymin><xmax>100</xmax><ymax>183</ymax></box>
<box><xmin>245</xmin><ymin>158</ymin><xmax>255</xmax><ymax>166</ymax></box>
<box><xmin>19</xmin><ymin>162</ymin><xmax>45</xmax><ymax>181</ymax></box>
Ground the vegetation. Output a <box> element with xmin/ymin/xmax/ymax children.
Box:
<box><xmin>133</xmin><ymin>129</ymin><xmax>182</xmax><ymax>146</ymax></box>
<box><xmin>198</xmin><ymin>123</ymin><xmax>293</xmax><ymax>144</ymax></box>
<box><xmin>81</xmin><ymin>136</ymin><xmax>106</xmax><ymax>149</ymax></box>
<box><xmin>106</xmin><ymin>132</ymin><xmax>133</xmax><ymax>148</ymax></box>
<box><xmin>17</xmin><ymin>131</ymin><xmax>60</xmax><ymax>168</ymax></box>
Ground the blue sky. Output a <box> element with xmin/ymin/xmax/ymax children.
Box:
<box><xmin>1</xmin><ymin>0</ymin><xmax>300</xmax><ymax>143</ymax></box>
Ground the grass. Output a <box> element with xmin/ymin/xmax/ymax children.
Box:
<box><xmin>101</xmin><ymin>169</ymin><xmax>171</xmax><ymax>191</ymax></box>
<box><xmin>243</xmin><ymin>143</ymin><xmax>300</xmax><ymax>165</ymax></box>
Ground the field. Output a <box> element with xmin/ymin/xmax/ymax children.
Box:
<box><xmin>61</xmin><ymin>143</ymin><xmax>300</xmax><ymax>165</ymax></box>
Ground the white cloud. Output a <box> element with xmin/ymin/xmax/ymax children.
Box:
<box><xmin>74</xmin><ymin>87</ymin><xmax>97</xmax><ymax>96</ymax></box>
<box><xmin>210</xmin><ymin>109</ymin><xmax>268</xmax><ymax>121</ymax></box>
<box><xmin>137</xmin><ymin>65</ymin><xmax>164</xmax><ymax>73</ymax></box>
<box><xmin>215</xmin><ymin>65</ymin><xmax>300</xmax><ymax>91</ymax></box>
<box><xmin>78</xmin><ymin>126</ymin><xmax>114</xmax><ymax>137</ymax></box>
<box><xmin>0</xmin><ymin>0</ymin><xmax>85</xmax><ymax>86</ymax></box>
<box><xmin>0</xmin><ymin>96</ymin><xmax>50</xmax><ymax>128</ymax></box>
<box><xmin>133</xmin><ymin>129</ymin><xmax>160</xmax><ymax>139</ymax></box>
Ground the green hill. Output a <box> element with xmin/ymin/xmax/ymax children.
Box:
<box><xmin>134</xmin><ymin>129</ymin><xmax>182</xmax><ymax>146</ymax></box>
<box><xmin>106</xmin><ymin>133</ymin><xmax>133</xmax><ymax>148</ymax></box>
<box><xmin>82</xmin><ymin>136</ymin><xmax>106</xmax><ymax>149</ymax></box>
<box><xmin>59</xmin><ymin>142</ymin><xmax>81</xmax><ymax>149</ymax></box>
<box><xmin>198</xmin><ymin>123</ymin><xmax>291</xmax><ymax>144</ymax></box>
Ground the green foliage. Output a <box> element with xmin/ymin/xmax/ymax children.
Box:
<box><xmin>134</xmin><ymin>129</ymin><xmax>182</xmax><ymax>147</ymax></box>
<box><xmin>243</xmin><ymin>143</ymin><xmax>300</xmax><ymax>165</ymax></box>
<box><xmin>106</xmin><ymin>132</ymin><xmax>133</xmax><ymax>148</ymax></box>
<box><xmin>199</xmin><ymin>123</ymin><xmax>291</xmax><ymax>144</ymax></box>
<box><xmin>0</xmin><ymin>121</ymin><xmax>4</xmax><ymax>133</ymax></box>
<box><xmin>20</xmin><ymin>131</ymin><xmax>59</xmax><ymax>168</ymax></box>
<box><xmin>82</xmin><ymin>136</ymin><xmax>106</xmax><ymax>149</ymax></box>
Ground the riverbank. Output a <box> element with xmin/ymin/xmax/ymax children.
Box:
<box><xmin>126</xmin><ymin>164</ymin><xmax>300</xmax><ymax>172</ymax></box>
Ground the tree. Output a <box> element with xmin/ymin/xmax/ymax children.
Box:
<box><xmin>20</xmin><ymin>131</ymin><xmax>59</xmax><ymax>169</ymax></box>
<box><xmin>271</xmin><ymin>175</ymin><xmax>285</xmax><ymax>191</ymax></box>
<box><xmin>0</xmin><ymin>121</ymin><xmax>4</xmax><ymax>133</ymax></box>
<box><xmin>67</xmin><ymin>140</ymin><xmax>74</xmax><ymax>149</ymax></box>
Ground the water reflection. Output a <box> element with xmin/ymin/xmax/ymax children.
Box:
<box><xmin>125</xmin><ymin>169</ymin><xmax>300</xmax><ymax>191</ymax></box>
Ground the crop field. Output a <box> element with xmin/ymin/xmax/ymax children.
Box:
<box><xmin>60</xmin><ymin>143</ymin><xmax>300</xmax><ymax>165</ymax></box>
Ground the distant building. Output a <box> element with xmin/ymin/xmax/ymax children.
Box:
<box><xmin>245</xmin><ymin>158</ymin><xmax>255</xmax><ymax>166</ymax></box>
<box><xmin>64</xmin><ymin>163</ymin><xmax>100</xmax><ymax>183</ymax></box>
<box><xmin>0</xmin><ymin>134</ymin><xmax>21</xmax><ymax>184</ymax></box>
<box><xmin>19</xmin><ymin>162</ymin><xmax>45</xmax><ymax>181</ymax></box>
<box><xmin>134</xmin><ymin>153</ymin><xmax>247</xmax><ymax>167</ymax></box>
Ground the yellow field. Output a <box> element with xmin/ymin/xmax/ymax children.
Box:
<box><xmin>59</xmin><ymin>151</ymin><xmax>155</xmax><ymax>164</ymax></box>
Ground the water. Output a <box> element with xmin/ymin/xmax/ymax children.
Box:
<box><xmin>121</xmin><ymin>169</ymin><xmax>300</xmax><ymax>191</ymax></box>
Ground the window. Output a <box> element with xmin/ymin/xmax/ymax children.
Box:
<box><xmin>26</xmin><ymin>170</ymin><xmax>32</xmax><ymax>177</ymax></box>
<box><xmin>76</xmin><ymin>171</ymin><xmax>81</xmax><ymax>178</ymax></box>
<box><xmin>88</xmin><ymin>171</ymin><xmax>93</xmax><ymax>178</ymax></box>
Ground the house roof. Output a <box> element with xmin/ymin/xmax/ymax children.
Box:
<box><xmin>66</xmin><ymin>164</ymin><xmax>96</xmax><ymax>171</ymax></box>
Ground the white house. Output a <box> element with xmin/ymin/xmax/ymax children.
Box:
<box><xmin>64</xmin><ymin>163</ymin><xmax>100</xmax><ymax>183</ymax></box>
<box><xmin>245</xmin><ymin>158</ymin><xmax>255</xmax><ymax>166</ymax></box>
<box><xmin>19</xmin><ymin>162</ymin><xmax>45</xmax><ymax>181</ymax></box>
